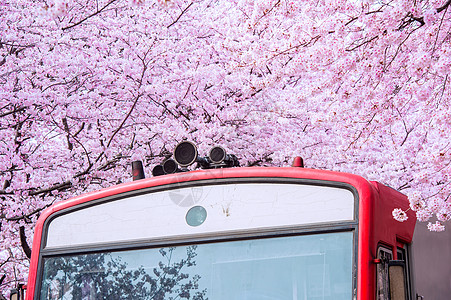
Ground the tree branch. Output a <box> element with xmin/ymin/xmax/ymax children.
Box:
<box><xmin>62</xmin><ymin>0</ymin><xmax>119</xmax><ymax>30</ymax></box>
<box><xmin>106</xmin><ymin>94</ymin><xmax>141</xmax><ymax>148</ymax></box>
<box><xmin>167</xmin><ymin>2</ymin><xmax>194</xmax><ymax>28</ymax></box>
<box><xmin>437</xmin><ymin>0</ymin><xmax>451</xmax><ymax>13</ymax></box>
<box><xmin>433</xmin><ymin>4</ymin><xmax>448</xmax><ymax>52</ymax></box>
<box><xmin>254</xmin><ymin>0</ymin><xmax>281</xmax><ymax>25</ymax></box>
<box><xmin>346</xmin><ymin>35</ymin><xmax>379</xmax><ymax>51</ymax></box>
<box><xmin>106</xmin><ymin>54</ymin><xmax>149</xmax><ymax>148</ymax></box>
<box><xmin>0</xmin><ymin>106</ymin><xmax>26</xmax><ymax>118</ymax></box>
<box><xmin>269</xmin><ymin>35</ymin><xmax>321</xmax><ymax>60</ymax></box>
<box><xmin>19</xmin><ymin>226</ymin><xmax>31</xmax><ymax>259</ymax></box>
<box><xmin>28</xmin><ymin>181</ymin><xmax>72</xmax><ymax>196</ymax></box>
<box><xmin>399</xmin><ymin>0</ymin><xmax>451</xmax><ymax>29</ymax></box>
<box><xmin>62</xmin><ymin>117</ymin><xmax>73</xmax><ymax>150</ymax></box>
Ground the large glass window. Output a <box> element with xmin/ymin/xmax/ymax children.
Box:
<box><xmin>39</xmin><ymin>232</ymin><xmax>353</xmax><ymax>300</ymax></box>
<box><xmin>45</xmin><ymin>183</ymin><xmax>355</xmax><ymax>249</ymax></box>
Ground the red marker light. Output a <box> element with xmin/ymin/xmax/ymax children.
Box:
<box><xmin>292</xmin><ymin>156</ymin><xmax>304</xmax><ymax>168</ymax></box>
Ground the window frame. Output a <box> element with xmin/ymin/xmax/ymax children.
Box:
<box><xmin>35</xmin><ymin>177</ymin><xmax>360</xmax><ymax>300</ymax></box>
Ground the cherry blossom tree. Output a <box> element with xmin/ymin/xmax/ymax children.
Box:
<box><xmin>1</xmin><ymin>0</ymin><xmax>450</xmax><ymax>295</ymax></box>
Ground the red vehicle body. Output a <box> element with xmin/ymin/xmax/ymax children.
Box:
<box><xmin>20</xmin><ymin>165</ymin><xmax>417</xmax><ymax>300</ymax></box>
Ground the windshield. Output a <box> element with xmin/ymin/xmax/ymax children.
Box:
<box><xmin>39</xmin><ymin>231</ymin><xmax>353</xmax><ymax>300</ymax></box>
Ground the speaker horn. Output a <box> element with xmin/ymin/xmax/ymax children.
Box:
<box><xmin>209</xmin><ymin>146</ymin><xmax>240</xmax><ymax>167</ymax></box>
<box><xmin>162</xmin><ymin>159</ymin><xmax>180</xmax><ymax>174</ymax></box>
<box><xmin>152</xmin><ymin>165</ymin><xmax>165</xmax><ymax>177</ymax></box>
<box><xmin>174</xmin><ymin>141</ymin><xmax>198</xmax><ymax>167</ymax></box>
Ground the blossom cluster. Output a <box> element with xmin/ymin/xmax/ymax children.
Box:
<box><xmin>392</xmin><ymin>208</ymin><xmax>409</xmax><ymax>222</ymax></box>
<box><xmin>427</xmin><ymin>221</ymin><xmax>446</xmax><ymax>232</ymax></box>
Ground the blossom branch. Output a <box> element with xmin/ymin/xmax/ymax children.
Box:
<box><xmin>62</xmin><ymin>0</ymin><xmax>119</xmax><ymax>30</ymax></box>
<box><xmin>437</xmin><ymin>0</ymin><xmax>451</xmax><ymax>13</ymax></box>
<box><xmin>19</xmin><ymin>226</ymin><xmax>31</xmax><ymax>259</ymax></box>
<box><xmin>106</xmin><ymin>92</ymin><xmax>142</xmax><ymax>148</ymax></box>
<box><xmin>167</xmin><ymin>2</ymin><xmax>194</xmax><ymax>28</ymax></box>
<box><xmin>346</xmin><ymin>35</ymin><xmax>378</xmax><ymax>52</ymax></box>
<box><xmin>432</xmin><ymin>5</ymin><xmax>449</xmax><ymax>52</ymax></box>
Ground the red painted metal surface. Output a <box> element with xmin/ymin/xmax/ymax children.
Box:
<box><xmin>25</xmin><ymin>167</ymin><xmax>415</xmax><ymax>300</ymax></box>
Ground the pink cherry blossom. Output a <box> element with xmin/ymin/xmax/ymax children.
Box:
<box><xmin>416</xmin><ymin>209</ymin><xmax>434</xmax><ymax>222</ymax></box>
<box><xmin>392</xmin><ymin>208</ymin><xmax>409</xmax><ymax>222</ymax></box>
<box><xmin>427</xmin><ymin>221</ymin><xmax>446</xmax><ymax>232</ymax></box>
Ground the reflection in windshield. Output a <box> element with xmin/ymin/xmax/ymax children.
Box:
<box><xmin>40</xmin><ymin>246</ymin><xmax>206</xmax><ymax>300</ymax></box>
<box><xmin>40</xmin><ymin>232</ymin><xmax>353</xmax><ymax>299</ymax></box>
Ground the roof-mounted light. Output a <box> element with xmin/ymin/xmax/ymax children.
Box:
<box><xmin>132</xmin><ymin>160</ymin><xmax>145</xmax><ymax>181</ymax></box>
<box><xmin>292</xmin><ymin>156</ymin><xmax>304</xmax><ymax>168</ymax></box>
